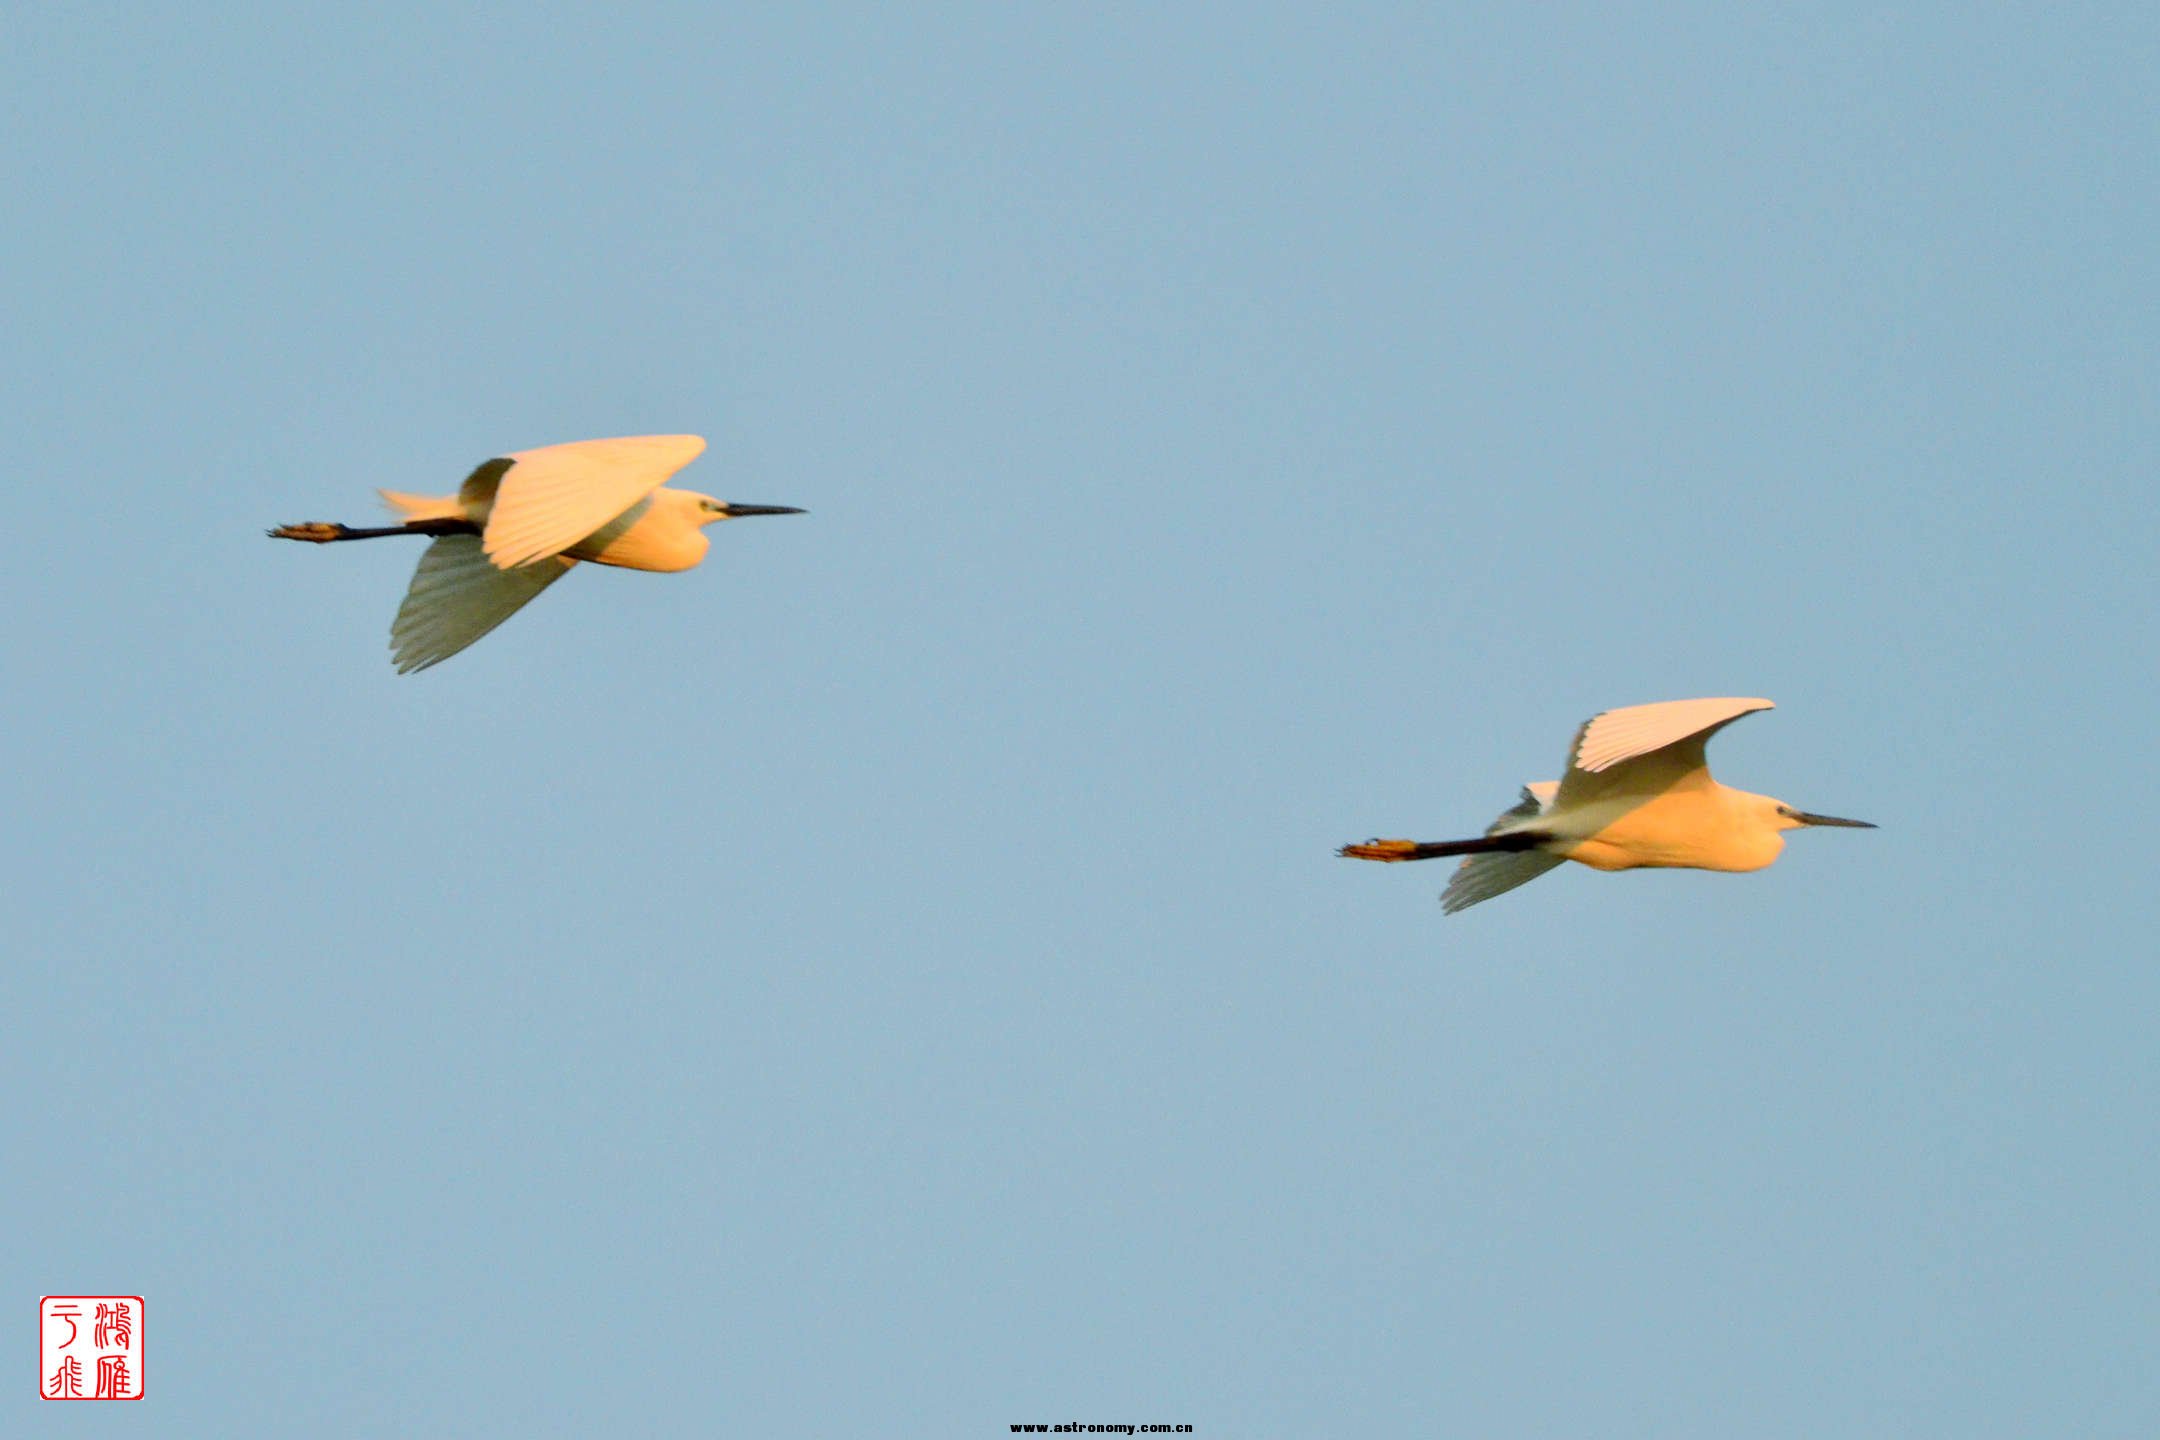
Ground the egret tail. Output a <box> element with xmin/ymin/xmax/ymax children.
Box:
<box><xmin>1338</xmin><ymin>832</ymin><xmax>1547</xmax><ymax>862</ymax></box>
<box><xmin>378</xmin><ymin>488</ymin><xmax>472</xmax><ymax>523</ymax></box>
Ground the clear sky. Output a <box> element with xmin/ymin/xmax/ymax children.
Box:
<box><xmin>4</xmin><ymin>5</ymin><xmax>2155</xmax><ymax>1435</ymax></box>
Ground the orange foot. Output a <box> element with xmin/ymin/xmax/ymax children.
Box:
<box><xmin>267</xmin><ymin>522</ymin><xmax>348</xmax><ymax>542</ymax></box>
<box><xmin>1339</xmin><ymin>838</ymin><xmax>1420</xmax><ymax>861</ymax></box>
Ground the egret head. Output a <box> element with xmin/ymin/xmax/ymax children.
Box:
<box><xmin>1772</xmin><ymin>801</ymin><xmax>1876</xmax><ymax>833</ymax></box>
<box><xmin>691</xmin><ymin>494</ymin><xmax>807</xmax><ymax>527</ymax></box>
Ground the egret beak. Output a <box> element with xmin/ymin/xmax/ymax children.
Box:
<box><xmin>1794</xmin><ymin>811</ymin><xmax>1875</xmax><ymax>828</ymax></box>
<box><xmin>719</xmin><ymin>504</ymin><xmax>806</xmax><ymax>518</ymax></box>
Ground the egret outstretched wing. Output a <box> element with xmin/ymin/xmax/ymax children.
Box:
<box><xmin>1555</xmin><ymin>697</ymin><xmax>1774</xmax><ymax>805</ymax></box>
<box><xmin>1441</xmin><ymin>783</ymin><xmax>1564</xmax><ymax>913</ymax></box>
<box><xmin>481</xmin><ymin>434</ymin><xmax>707</xmax><ymax>570</ymax></box>
<box><xmin>390</xmin><ymin>536</ymin><xmax>576</xmax><ymax>673</ymax></box>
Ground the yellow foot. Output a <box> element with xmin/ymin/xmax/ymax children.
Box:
<box><xmin>268</xmin><ymin>522</ymin><xmax>347</xmax><ymax>542</ymax></box>
<box><xmin>1339</xmin><ymin>838</ymin><xmax>1420</xmax><ymax>861</ymax></box>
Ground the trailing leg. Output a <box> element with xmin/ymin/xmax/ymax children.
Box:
<box><xmin>1339</xmin><ymin>832</ymin><xmax>1546</xmax><ymax>862</ymax></box>
<box><xmin>268</xmin><ymin>517</ymin><xmax>481</xmax><ymax>543</ymax></box>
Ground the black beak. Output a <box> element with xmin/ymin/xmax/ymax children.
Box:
<box><xmin>720</xmin><ymin>504</ymin><xmax>807</xmax><ymax>518</ymax></box>
<box><xmin>1794</xmin><ymin>812</ymin><xmax>1876</xmax><ymax>829</ymax></box>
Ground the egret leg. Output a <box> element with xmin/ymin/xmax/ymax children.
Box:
<box><xmin>1339</xmin><ymin>833</ymin><xmax>1546</xmax><ymax>862</ymax></box>
<box><xmin>268</xmin><ymin>518</ymin><xmax>481</xmax><ymax>543</ymax></box>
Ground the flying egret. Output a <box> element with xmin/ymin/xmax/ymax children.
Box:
<box><xmin>1339</xmin><ymin>697</ymin><xmax>1874</xmax><ymax>913</ymax></box>
<box><xmin>269</xmin><ymin>434</ymin><xmax>803</xmax><ymax>672</ymax></box>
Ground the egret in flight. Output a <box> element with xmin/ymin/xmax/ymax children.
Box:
<box><xmin>1339</xmin><ymin>697</ymin><xmax>1874</xmax><ymax>913</ymax></box>
<box><xmin>269</xmin><ymin>434</ymin><xmax>803</xmax><ymax>672</ymax></box>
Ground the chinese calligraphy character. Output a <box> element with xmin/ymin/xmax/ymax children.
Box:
<box><xmin>95</xmin><ymin>1355</ymin><xmax>132</xmax><ymax>1399</ymax></box>
<box><xmin>46</xmin><ymin>1303</ymin><xmax>83</xmax><ymax>1348</ymax></box>
<box><xmin>47</xmin><ymin>1355</ymin><xmax>84</xmax><ymax>1398</ymax></box>
<box><xmin>95</xmin><ymin>1301</ymin><xmax>133</xmax><ymax>1350</ymax></box>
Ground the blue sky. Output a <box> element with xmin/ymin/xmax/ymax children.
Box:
<box><xmin>4</xmin><ymin>5</ymin><xmax>2155</xmax><ymax>1435</ymax></box>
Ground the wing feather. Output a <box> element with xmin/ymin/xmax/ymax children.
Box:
<box><xmin>389</xmin><ymin>536</ymin><xmax>576</xmax><ymax>673</ymax></box>
<box><xmin>1441</xmin><ymin>784</ymin><xmax>1563</xmax><ymax>913</ymax></box>
<box><xmin>481</xmin><ymin>434</ymin><xmax>706</xmax><ymax>570</ymax></box>
<box><xmin>1556</xmin><ymin>697</ymin><xmax>1773</xmax><ymax>804</ymax></box>
<box><xmin>1442</xmin><ymin>851</ymin><xmax>1564</xmax><ymax>913</ymax></box>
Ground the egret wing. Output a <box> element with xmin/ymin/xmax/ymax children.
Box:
<box><xmin>458</xmin><ymin>456</ymin><xmax>514</xmax><ymax>506</ymax></box>
<box><xmin>481</xmin><ymin>434</ymin><xmax>706</xmax><ymax>570</ymax></box>
<box><xmin>1555</xmin><ymin>697</ymin><xmax>1773</xmax><ymax>805</ymax></box>
<box><xmin>390</xmin><ymin>536</ymin><xmax>576</xmax><ymax>673</ymax></box>
<box><xmin>1441</xmin><ymin>783</ymin><xmax>1563</xmax><ymax>913</ymax></box>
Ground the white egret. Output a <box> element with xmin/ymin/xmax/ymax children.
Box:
<box><xmin>1339</xmin><ymin>697</ymin><xmax>1874</xmax><ymax>913</ymax></box>
<box><xmin>269</xmin><ymin>434</ymin><xmax>803</xmax><ymax>672</ymax></box>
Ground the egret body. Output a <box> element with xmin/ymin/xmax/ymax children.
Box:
<box><xmin>269</xmin><ymin>434</ymin><xmax>803</xmax><ymax>672</ymax></box>
<box><xmin>1340</xmin><ymin>697</ymin><xmax>1874</xmax><ymax>913</ymax></box>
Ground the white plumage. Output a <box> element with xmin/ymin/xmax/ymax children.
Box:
<box><xmin>270</xmin><ymin>433</ymin><xmax>804</xmax><ymax>672</ymax></box>
<box><xmin>1568</xmin><ymin>697</ymin><xmax>1774</xmax><ymax>776</ymax></box>
<box><xmin>476</xmin><ymin>434</ymin><xmax>708</xmax><ymax>570</ymax></box>
<box><xmin>1344</xmin><ymin>698</ymin><xmax>1874</xmax><ymax>914</ymax></box>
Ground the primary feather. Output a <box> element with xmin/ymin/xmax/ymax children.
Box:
<box><xmin>1556</xmin><ymin>697</ymin><xmax>1773</xmax><ymax>806</ymax></box>
<box><xmin>389</xmin><ymin>536</ymin><xmax>576</xmax><ymax>673</ymax></box>
<box><xmin>1441</xmin><ymin>783</ymin><xmax>1565</xmax><ymax>913</ymax></box>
